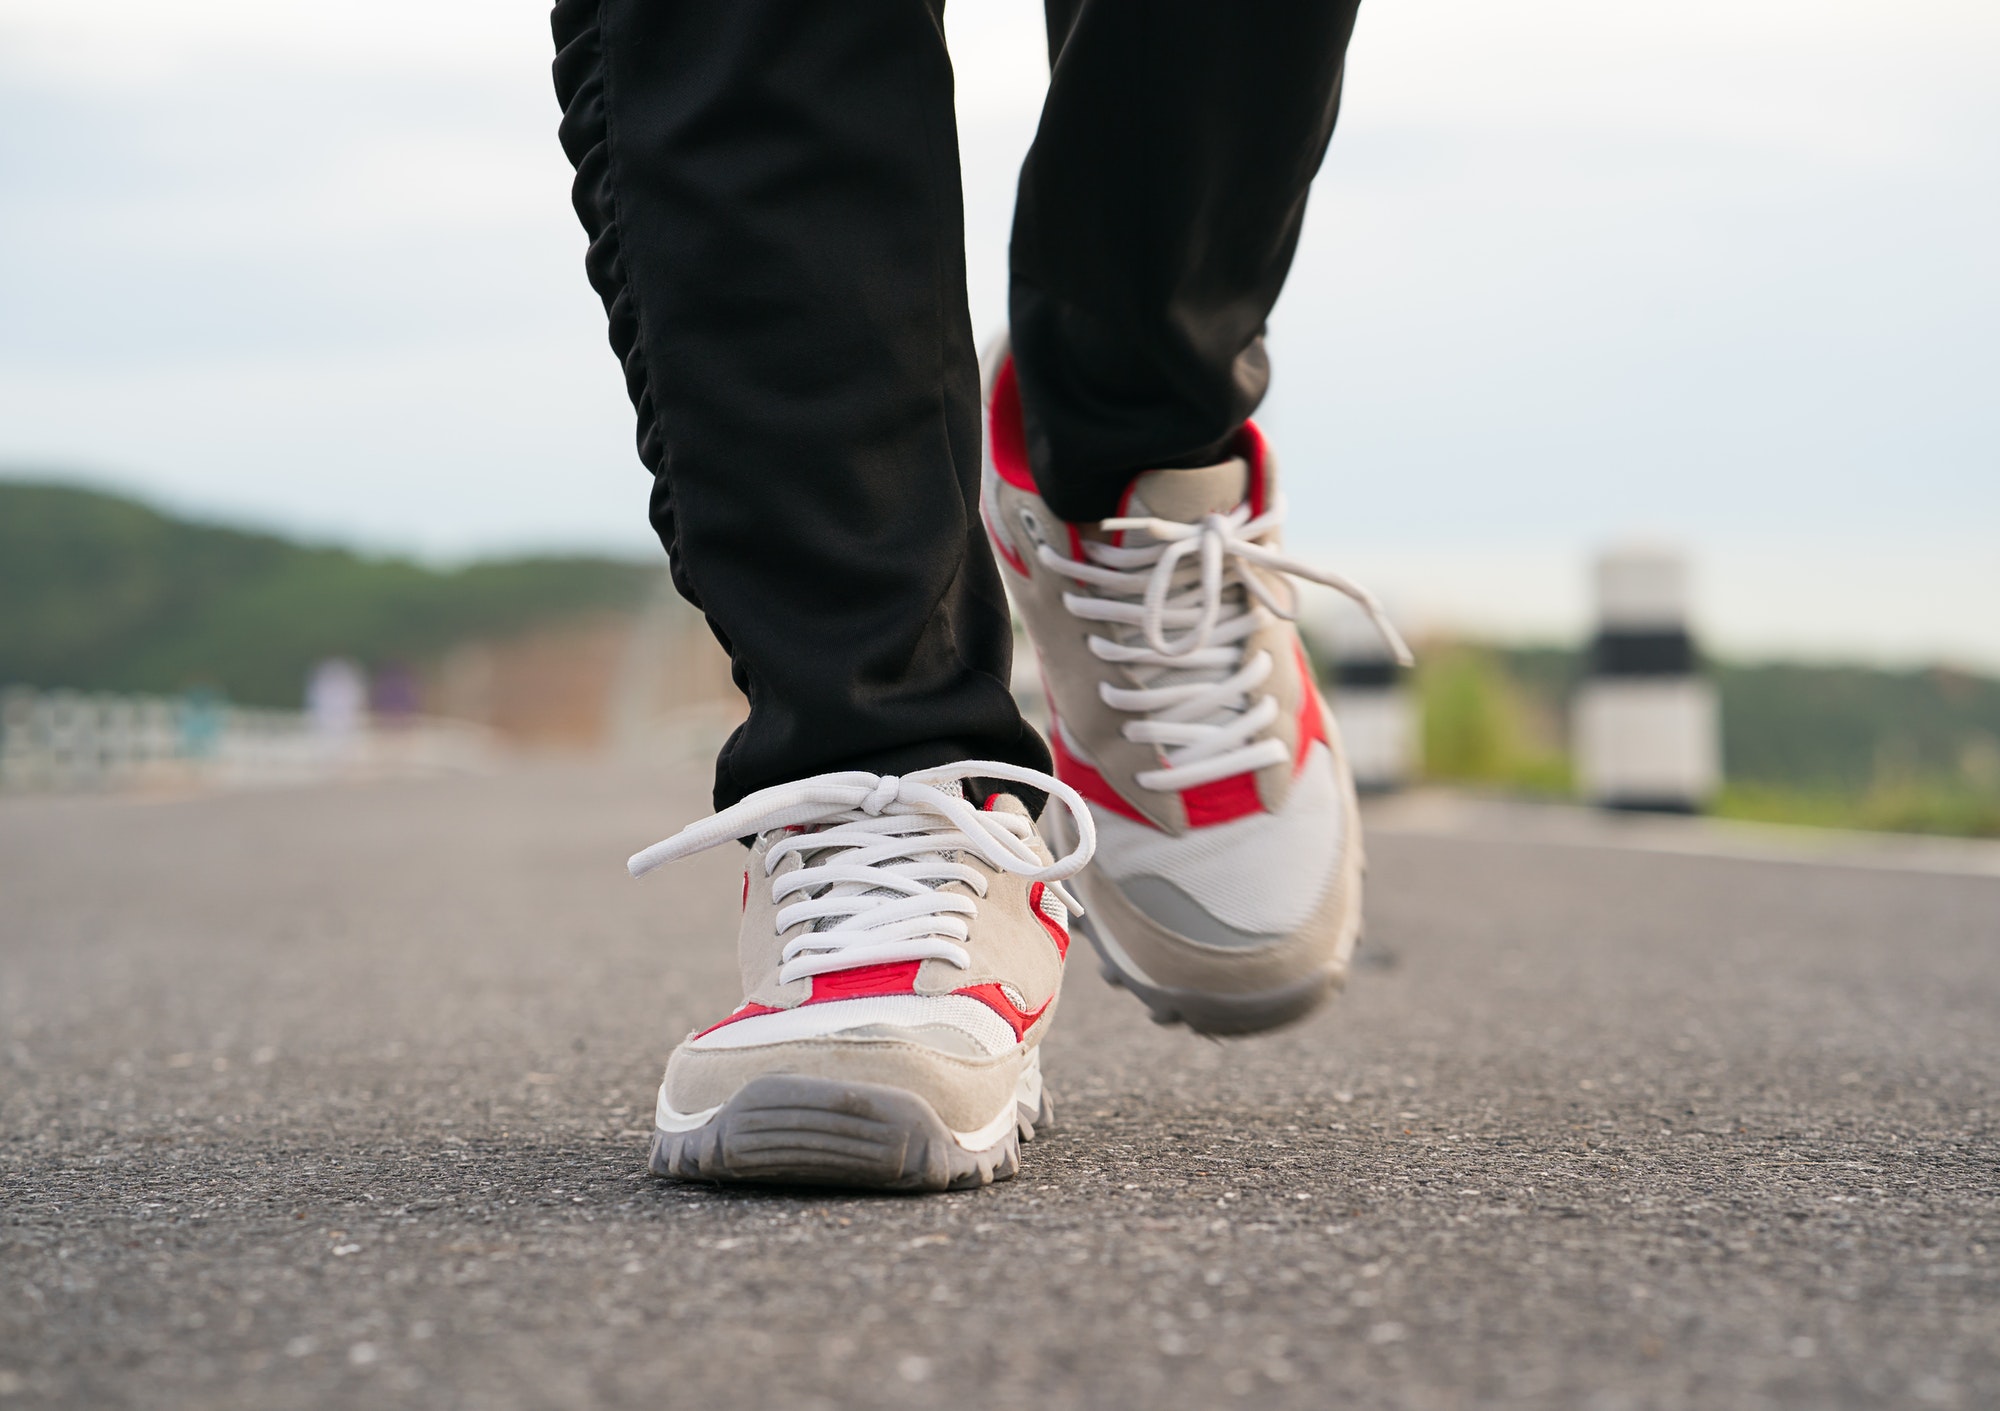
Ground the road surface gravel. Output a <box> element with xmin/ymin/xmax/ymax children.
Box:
<box><xmin>3</xmin><ymin>761</ymin><xmax>1995</xmax><ymax>1409</ymax></box>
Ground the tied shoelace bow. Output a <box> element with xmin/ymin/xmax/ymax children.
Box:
<box><xmin>1037</xmin><ymin>493</ymin><xmax>1414</xmax><ymax>793</ymax></box>
<box><xmin>626</xmin><ymin>763</ymin><xmax>1096</xmax><ymax>985</ymax></box>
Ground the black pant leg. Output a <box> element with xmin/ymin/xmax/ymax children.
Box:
<box><xmin>1012</xmin><ymin>0</ymin><xmax>1364</xmax><ymax>522</ymax></box>
<box><xmin>552</xmin><ymin>0</ymin><xmax>1046</xmax><ymax>809</ymax></box>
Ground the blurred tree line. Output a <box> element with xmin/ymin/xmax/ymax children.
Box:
<box><xmin>8</xmin><ymin>479</ymin><xmax>1996</xmax><ymax>836</ymax></box>
<box><xmin>0</xmin><ymin>481</ymin><xmax>658</xmax><ymax>707</ymax></box>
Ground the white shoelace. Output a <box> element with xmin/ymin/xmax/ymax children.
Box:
<box><xmin>1037</xmin><ymin>492</ymin><xmax>1414</xmax><ymax>792</ymax></box>
<box><xmin>627</xmin><ymin>762</ymin><xmax>1096</xmax><ymax>985</ymax></box>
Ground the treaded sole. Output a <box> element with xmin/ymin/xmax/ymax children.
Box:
<box><xmin>1078</xmin><ymin>910</ymin><xmax>1344</xmax><ymax>1036</ymax></box>
<box><xmin>649</xmin><ymin>1074</ymin><xmax>1053</xmax><ymax>1193</ymax></box>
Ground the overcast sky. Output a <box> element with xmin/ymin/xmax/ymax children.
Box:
<box><xmin>2</xmin><ymin>0</ymin><xmax>1995</xmax><ymax>664</ymax></box>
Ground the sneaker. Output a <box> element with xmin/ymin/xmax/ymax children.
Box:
<box><xmin>629</xmin><ymin>762</ymin><xmax>1095</xmax><ymax>1191</ymax></box>
<box><xmin>980</xmin><ymin>346</ymin><xmax>1410</xmax><ymax>1035</ymax></box>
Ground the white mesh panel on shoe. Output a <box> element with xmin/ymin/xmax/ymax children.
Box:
<box><xmin>1090</xmin><ymin>741</ymin><xmax>1346</xmax><ymax>935</ymax></box>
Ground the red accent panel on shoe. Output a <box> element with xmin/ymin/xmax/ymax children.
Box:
<box><xmin>808</xmin><ymin>961</ymin><xmax>923</xmax><ymax>1003</ymax></box>
<box><xmin>1239</xmin><ymin>421</ymin><xmax>1269</xmax><ymax>518</ymax></box>
<box><xmin>1182</xmin><ymin>771</ymin><xmax>1264</xmax><ymax>827</ymax></box>
<box><xmin>1048</xmin><ymin>717</ymin><xmax>1153</xmax><ymax>825</ymax></box>
<box><xmin>953</xmin><ymin>983</ymin><xmax>1051</xmax><ymax>1041</ymax></box>
<box><xmin>740</xmin><ymin>870</ymin><xmax>749</xmax><ymax>911</ymax></box>
<box><xmin>981</xmin><ymin>497</ymin><xmax>1029</xmax><ymax>576</ymax></box>
<box><xmin>692</xmin><ymin>1002</ymin><xmax>783</xmax><ymax>1040</ymax></box>
<box><xmin>987</xmin><ymin>358</ymin><xmax>1037</xmax><ymax>491</ymax></box>
<box><xmin>1294</xmin><ymin>639</ymin><xmax>1329</xmax><ymax>771</ymax></box>
<box><xmin>695</xmin><ymin>957</ymin><xmax>939</xmax><ymax>1037</ymax></box>
<box><xmin>1027</xmin><ymin>881</ymin><xmax>1070</xmax><ymax>959</ymax></box>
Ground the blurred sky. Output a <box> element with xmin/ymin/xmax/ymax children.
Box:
<box><xmin>2</xmin><ymin>0</ymin><xmax>1995</xmax><ymax>665</ymax></box>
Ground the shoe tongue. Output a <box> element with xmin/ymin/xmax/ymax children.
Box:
<box><xmin>787</xmin><ymin>777</ymin><xmax>968</xmax><ymax>931</ymax></box>
<box><xmin>767</xmin><ymin>777</ymin><xmax>964</xmax><ymax>848</ymax></box>
<box><xmin>1124</xmin><ymin>456</ymin><xmax>1249</xmax><ymax>525</ymax></box>
<box><xmin>980</xmin><ymin>788</ymin><xmax>1029</xmax><ymax>819</ymax></box>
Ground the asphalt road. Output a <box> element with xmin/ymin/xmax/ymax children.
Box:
<box><xmin>3</xmin><ymin>760</ymin><xmax>1996</xmax><ymax>1410</ymax></box>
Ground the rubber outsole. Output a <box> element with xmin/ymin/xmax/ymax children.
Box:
<box><xmin>1077</xmin><ymin>910</ymin><xmax>1344</xmax><ymax>1036</ymax></box>
<box><xmin>649</xmin><ymin>1074</ymin><xmax>1053</xmax><ymax>1193</ymax></box>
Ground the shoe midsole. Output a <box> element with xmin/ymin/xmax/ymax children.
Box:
<box><xmin>655</xmin><ymin>1046</ymin><xmax>1041</xmax><ymax>1152</ymax></box>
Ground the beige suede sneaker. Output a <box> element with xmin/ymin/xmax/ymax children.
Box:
<box><xmin>980</xmin><ymin>346</ymin><xmax>1410</xmax><ymax>1035</ymax></box>
<box><xmin>629</xmin><ymin>763</ymin><xmax>1094</xmax><ymax>1191</ymax></box>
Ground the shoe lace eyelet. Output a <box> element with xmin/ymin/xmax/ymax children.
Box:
<box><xmin>1016</xmin><ymin>508</ymin><xmax>1048</xmax><ymax>551</ymax></box>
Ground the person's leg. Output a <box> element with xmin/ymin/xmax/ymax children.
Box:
<box><xmin>554</xmin><ymin>0</ymin><xmax>1085</xmax><ymax>1193</ymax></box>
<box><xmin>986</xmin><ymin>0</ymin><xmax>1396</xmax><ymax>1036</ymax></box>
<box><xmin>552</xmin><ymin>0</ymin><xmax>1046</xmax><ymax>811</ymax></box>
<box><xmin>1011</xmin><ymin>0</ymin><xmax>1363</xmax><ymax>521</ymax></box>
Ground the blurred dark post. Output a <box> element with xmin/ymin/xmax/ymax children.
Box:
<box><xmin>1326</xmin><ymin>598</ymin><xmax>1417</xmax><ymax>794</ymax></box>
<box><xmin>1574</xmin><ymin>545</ymin><xmax>1719</xmax><ymax>812</ymax></box>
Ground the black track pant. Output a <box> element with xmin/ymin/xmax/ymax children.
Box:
<box><xmin>552</xmin><ymin>0</ymin><xmax>1361</xmax><ymax>809</ymax></box>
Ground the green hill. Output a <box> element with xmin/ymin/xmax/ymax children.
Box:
<box><xmin>0</xmin><ymin>480</ymin><xmax>660</xmax><ymax>707</ymax></box>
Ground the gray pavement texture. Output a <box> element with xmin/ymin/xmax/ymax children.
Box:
<box><xmin>3</xmin><ymin>760</ymin><xmax>1997</xmax><ymax>1411</ymax></box>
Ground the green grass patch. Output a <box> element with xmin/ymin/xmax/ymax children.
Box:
<box><xmin>1412</xmin><ymin>642</ymin><xmax>1573</xmax><ymax>797</ymax></box>
<box><xmin>1715</xmin><ymin>778</ymin><xmax>2000</xmax><ymax>838</ymax></box>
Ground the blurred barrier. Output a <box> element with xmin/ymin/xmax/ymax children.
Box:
<box><xmin>1324</xmin><ymin>598</ymin><xmax>1418</xmax><ymax>794</ymax></box>
<box><xmin>0</xmin><ymin>687</ymin><xmax>494</xmax><ymax>796</ymax></box>
<box><xmin>1573</xmin><ymin>546</ymin><xmax>1720</xmax><ymax>812</ymax></box>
